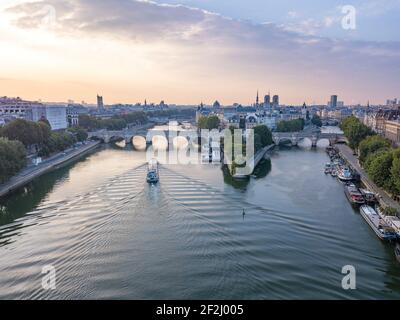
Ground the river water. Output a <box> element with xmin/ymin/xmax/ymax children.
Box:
<box><xmin>0</xmin><ymin>128</ymin><xmax>399</xmax><ymax>299</ymax></box>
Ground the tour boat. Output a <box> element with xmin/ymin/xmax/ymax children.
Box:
<box><xmin>395</xmin><ymin>243</ymin><xmax>400</xmax><ymax>263</ymax></box>
<box><xmin>359</xmin><ymin>205</ymin><xmax>397</xmax><ymax>241</ymax></box>
<box><xmin>146</xmin><ymin>159</ymin><xmax>159</xmax><ymax>184</ymax></box>
<box><xmin>378</xmin><ymin>209</ymin><xmax>400</xmax><ymax>239</ymax></box>
<box><xmin>344</xmin><ymin>184</ymin><xmax>365</xmax><ymax>205</ymax></box>
<box><xmin>338</xmin><ymin>167</ymin><xmax>353</xmax><ymax>182</ymax></box>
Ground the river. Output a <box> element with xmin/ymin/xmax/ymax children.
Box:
<box><xmin>0</xmin><ymin>127</ymin><xmax>399</xmax><ymax>299</ymax></box>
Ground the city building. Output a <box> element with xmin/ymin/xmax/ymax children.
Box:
<box><xmin>97</xmin><ymin>95</ymin><xmax>104</xmax><ymax>110</ymax></box>
<box><xmin>330</xmin><ymin>95</ymin><xmax>338</xmax><ymax>108</ymax></box>
<box><xmin>27</xmin><ymin>105</ymin><xmax>68</xmax><ymax>130</ymax></box>
<box><xmin>264</xmin><ymin>94</ymin><xmax>271</xmax><ymax>109</ymax></box>
<box><xmin>67</xmin><ymin>104</ymin><xmax>89</xmax><ymax>127</ymax></box>
<box><xmin>0</xmin><ymin>96</ymin><xmax>42</xmax><ymax>119</ymax></box>
<box><xmin>384</xmin><ymin>120</ymin><xmax>400</xmax><ymax>145</ymax></box>
<box><xmin>272</xmin><ymin>95</ymin><xmax>279</xmax><ymax>108</ymax></box>
<box><xmin>301</xmin><ymin>102</ymin><xmax>308</xmax><ymax>120</ymax></box>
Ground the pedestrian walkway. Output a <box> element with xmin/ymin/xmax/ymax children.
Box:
<box><xmin>336</xmin><ymin>144</ymin><xmax>400</xmax><ymax>211</ymax></box>
<box><xmin>0</xmin><ymin>141</ymin><xmax>100</xmax><ymax>198</ymax></box>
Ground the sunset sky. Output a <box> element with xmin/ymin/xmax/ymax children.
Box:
<box><xmin>0</xmin><ymin>0</ymin><xmax>399</xmax><ymax>105</ymax></box>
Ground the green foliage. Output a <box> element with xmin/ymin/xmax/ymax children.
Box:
<box><xmin>0</xmin><ymin>118</ymin><xmax>47</xmax><ymax>147</ymax></box>
<box><xmin>68</xmin><ymin>127</ymin><xmax>88</xmax><ymax>142</ymax></box>
<box><xmin>276</xmin><ymin>119</ymin><xmax>304</xmax><ymax>132</ymax></box>
<box><xmin>358</xmin><ymin>135</ymin><xmax>391</xmax><ymax>164</ymax></box>
<box><xmin>383</xmin><ymin>207</ymin><xmax>398</xmax><ymax>217</ymax></box>
<box><xmin>198</xmin><ymin>115</ymin><xmax>220</xmax><ymax>130</ymax></box>
<box><xmin>0</xmin><ymin>137</ymin><xmax>26</xmax><ymax>183</ymax></box>
<box><xmin>365</xmin><ymin>149</ymin><xmax>393</xmax><ymax>189</ymax></box>
<box><xmin>390</xmin><ymin>148</ymin><xmax>400</xmax><ymax>195</ymax></box>
<box><xmin>38</xmin><ymin>131</ymin><xmax>77</xmax><ymax>157</ymax></box>
<box><xmin>79</xmin><ymin>111</ymin><xmax>148</xmax><ymax>131</ymax></box>
<box><xmin>254</xmin><ymin>133</ymin><xmax>262</xmax><ymax>152</ymax></box>
<box><xmin>253</xmin><ymin>125</ymin><xmax>273</xmax><ymax>147</ymax></box>
<box><xmin>340</xmin><ymin>116</ymin><xmax>374</xmax><ymax>149</ymax></box>
<box><xmin>311</xmin><ymin>114</ymin><xmax>322</xmax><ymax>127</ymax></box>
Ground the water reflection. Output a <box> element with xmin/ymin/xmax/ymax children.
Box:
<box><xmin>222</xmin><ymin>157</ymin><xmax>272</xmax><ymax>190</ymax></box>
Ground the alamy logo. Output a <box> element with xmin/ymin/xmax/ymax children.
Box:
<box><xmin>341</xmin><ymin>5</ymin><xmax>356</xmax><ymax>30</ymax></box>
<box><xmin>41</xmin><ymin>265</ymin><xmax>56</xmax><ymax>290</ymax></box>
<box><xmin>39</xmin><ymin>5</ymin><xmax>57</xmax><ymax>29</ymax></box>
<box><xmin>341</xmin><ymin>265</ymin><xmax>356</xmax><ymax>290</ymax></box>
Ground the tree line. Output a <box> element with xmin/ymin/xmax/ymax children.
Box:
<box><xmin>78</xmin><ymin>111</ymin><xmax>148</xmax><ymax>131</ymax></box>
<box><xmin>198</xmin><ymin>115</ymin><xmax>220</xmax><ymax>130</ymax></box>
<box><xmin>341</xmin><ymin>116</ymin><xmax>400</xmax><ymax>197</ymax></box>
<box><xmin>0</xmin><ymin>118</ymin><xmax>89</xmax><ymax>183</ymax></box>
<box><xmin>0</xmin><ymin>137</ymin><xmax>26</xmax><ymax>183</ymax></box>
<box><xmin>276</xmin><ymin>118</ymin><xmax>305</xmax><ymax>132</ymax></box>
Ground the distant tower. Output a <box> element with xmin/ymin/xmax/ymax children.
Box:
<box><xmin>256</xmin><ymin>90</ymin><xmax>259</xmax><ymax>107</ymax></box>
<box><xmin>97</xmin><ymin>95</ymin><xmax>104</xmax><ymax>110</ymax></box>
<box><xmin>196</xmin><ymin>102</ymin><xmax>205</xmax><ymax>123</ymax></box>
<box><xmin>272</xmin><ymin>95</ymin><xmax>279</xmax><ymax>108</ymax></box>
<box><xmin>264</xmin><ymin>93</ymin><xmax>271</xmax><ymax>109</ymax></box>
<box><xmin>330</xmin><ymin>95</ymin><xmax>338</xmax><ymax>108</ymax></box>
<box><xmin>302</xmin><ymin>102</ymin><xmax>308</xmax><ymax>119</ymax></box>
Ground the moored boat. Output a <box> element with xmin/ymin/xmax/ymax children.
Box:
<box><xmin>344</xmin><ymin>183</ymin><xmax>365</xmax><ymax>205</ymax></box>
<box><xmin>338</xmin><ymin>167</ymin><xmax>353</xmax><ymax>182</ymax></box>
<box><xmin>379</xmin><ymin>212</ymin><xmax>400</xmax><ymax>239</ymax></box>
<box><xmin>360</xmin><ymin>205</ymin><xmax>397</xmax><ymax>241</ymax></box>
<box><xmin>359</xmin><ymin>188</ymin><xmax>377</xmax><ymax>204</ymax></box>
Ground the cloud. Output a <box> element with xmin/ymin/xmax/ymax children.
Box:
<box><xmin>2</xmin><ymin>0</ymin><xmax>400</xmax><ymax>104</ymax></box>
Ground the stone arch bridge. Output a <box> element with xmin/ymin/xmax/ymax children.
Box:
<box><xmin>88</xmin><ymin>125</ymin><xmax>152</xmax><ymax>143</ymax></box>
<box><xmin>272</xmin><ymin>132</ymin><xmax>345</xmax><ymax>147</ymax></box>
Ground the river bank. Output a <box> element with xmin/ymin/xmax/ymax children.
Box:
<box><xmin>335</xmin><ymin>143</ymin><xmax>400</xmax><ymax>211</ymax></box>
<box><xmin>232</xmin><ymin>144</ymin><xmax>275</xmax><ymax>178</ymax></box>
<box><xmin>0</xmin><ymin>140</ymin><xmax>101</xmax><ymax>198</ymax></box>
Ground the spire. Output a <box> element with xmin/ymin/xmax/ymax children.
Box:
<box><xmin>256</xmin><ymin>90</ymin><xmax>259</xmax><ymax>107</ymax></box>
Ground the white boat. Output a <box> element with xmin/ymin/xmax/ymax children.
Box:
<box><xmin>338</xmin><ymin>167</ymin><xmax>353</xmax><ymax>182</ymax></box>
<box><xmin>146</xmin><ymin>159</ymin><xmax>159</xmax><ymax>183</ymax></box>
<box><xmin>380</xmin><ymin>213</ymin><xmax>400</xmax><ymax>239</ymax></box>
<box><xmin>360</xmin><ymin>205</ymin><xmax>397</xmax><ymax>241</ymax></box>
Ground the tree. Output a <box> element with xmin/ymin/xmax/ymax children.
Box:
<box><xmin>311</xmin><ymin>114</ymin><xmax>322</xmax><ymax>127</ymax></box>
<box><xmin>340</xmin><ymin>116</ymin><xmax>374</xmax><ymax>149</ymax></box>
<box><xmin>390</xmin><ymin>148</ymin><xmax>400</xmax><ymax>195</ymax></box>
<box><xmin>38</xmin><ymin>121</ymin><xmax>51</xmax><ymax>144</ymax></box>
<box><xmin>0</xmin><ymin>137</ymin><xmax>27</xmax><ymax>183</ymax></box>
<box><xmin>358</xmin><ymin>135</ymin><xmax>390</xmax><ymax>164</ymax></box>
<box><xmin>0</xmin><ymin>118</ymin><xmax>42</xmax><ymax>147</ymax></box>
<box><xmin>366</xmin><ymin>149</ymin><xmax>393</xmax><ymax>189</ymax></box>
<box><xmin>253</xmin><ymin>125</ymin><xmax>273</xmax><ymax>147</ymax></box>
<box><xmin>276</xmin><ymin>119</ymin><xmax>304</xmax><ymax>132</ymax></box>
<box><xmin>198</xmin><ymin>115</ymin><xmax>220</xmax><ymax>130</ymax></box>
<box><xmin>254</xmin><ymin>133</ymin><xmax>262</xmax><ymax>152</ymax></box>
